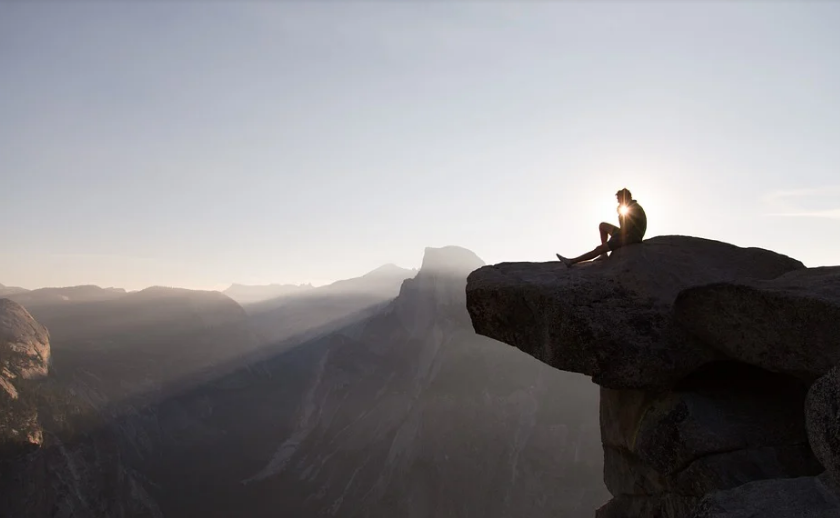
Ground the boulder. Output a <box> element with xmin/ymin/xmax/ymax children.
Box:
<box><xmin>600</xmin><ymin>369</ymin><xmax>821</xmax><ymax>499</ymax></box>
<box><xmin>631</xmin><ymin>367</ymin><xmax>812</xmax><ymax>478</ymax></box>
<box><xmin>466</xmin><ymin>236</ymin><xmax>804</xmax><ymax>389</ymax></box>
<box><xmin>806</xmin><ymin>366</ymin><xmax>840</xmax><ymax>493</ymax></box>
<box><xmin>675</xmin><ymin>267</ymin><xmax>840</xmax><ymax>381</ymax></box>
<box><xmin>691</xmin><ymin>476</ymin><xmax>840</xmax><ymax>518</ymax></box>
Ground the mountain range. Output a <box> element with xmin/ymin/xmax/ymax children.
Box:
<box><xmin>0</xmin><ymin>282</ymin><xmax>34</xmax><ymax>297</ymax></box>
<box><xmin>0</xmin><ymin>246</ymin><xmax>607</xmax><ymax>517</ymax></box>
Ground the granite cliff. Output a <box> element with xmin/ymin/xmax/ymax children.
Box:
<box><xmin>133</xmin><ymin>246</ymin><xmax>606</xmax><ymax>517</ymax></box>
<box><xmin>0</xmin><ymin>298</ymin><xmax>162</xmax><ymax>517</ymax></box>
<box><xmin>0</xmin><ymin>298</ymin><xmax>51</xmax><ymax>453</ymax></box>
<box><xmin>466</xmin><ymin>235</ymin><xmax>840</xmax><ymax>517</ymax></box>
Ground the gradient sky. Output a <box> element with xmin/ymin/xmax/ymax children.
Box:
<box><xmin>2</xmin><ymin>2</ymin><xmax>838</xmax><ymax>291</ymax></box>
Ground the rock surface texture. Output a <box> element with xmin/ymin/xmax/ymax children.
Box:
<box><xmin>675</xmin><ymin>266</ymin><xmax>840</xmax><ymax>382</ymax></box>
<box><xmin>806</xmin><ymin>366</ymin><xmax>840</xmax><ymax>492</ymax></box>
<box><xmin>466</xmin><ymin>236</ymin><xmax>840</xmax><ymax>517</ymax></box>
<box><xmin>0</xmin><ymin>298</ymin><xmax>51</xmax><ymax>451</ymax></box>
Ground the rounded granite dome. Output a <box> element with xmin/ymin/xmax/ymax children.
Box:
<box><xmin>0</xmin><ymin>298</ymin><xmax>51</xmax><ymax>380</ymax></box>
<box><xmin>419</xmin><ymin>246</ymin><xmax>485</xmax><ymax>276</ymax></box>
<box><xmin>0</xmin><ymin>298</ymin><xmax>49</xmax><ymax>347</ymax></box>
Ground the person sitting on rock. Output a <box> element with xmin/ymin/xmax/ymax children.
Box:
<box><xmin>556</xmin><ymin>188</ymin><xmax>647</xmax><ymax>267</ymax></box>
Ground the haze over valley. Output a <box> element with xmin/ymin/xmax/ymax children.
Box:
<box><xmin>1</xmin><ymin>246</ymin><xmax>606</xmax><ymax>517</ymax></box>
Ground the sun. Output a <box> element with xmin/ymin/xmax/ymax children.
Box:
<box><xmin>618</xmin><ymin>205</ymin><xmax>630</xmax><ymax>216</ymax></box>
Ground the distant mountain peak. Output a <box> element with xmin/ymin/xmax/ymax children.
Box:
<box><xmin>363</xmin><ymin>263</ymin><xmax>413</xmax><ymax>278</ymax></box>
<box><xmin>419</xmin><ymin>246</ymin><xmax>485</xmax><ymax>276</ymax></box>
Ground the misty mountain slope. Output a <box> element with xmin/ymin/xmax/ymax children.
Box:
<box><xmin>14</xmin><ymin>286</ymin><xmax>245</xmax><ymax>345</ymax></box>
<box><xmin>0</xmin><ymin>283</ymin><xmax>29</xmax><ymax>297</ymax></box>
<box><xmin>129</xmin><ymin>247</ymin><xmax>606</xmax><ymax>518</ymax></box>
<box><xmin>7</xmin><ymin>285</ymin><xmax>126</xmax><ymax>307</ymax></box>
<box><xmin>244</xmin><ymin>263</ymin><xmax>416</xmax><ymax>348</ymax></box>
<box><xmin>223</xmin><ymin>282</ymin><xmax>314</xmax><ymax>305</ymax></box>
<box><xmin>11</xmin><ymin>287</ymin><xmax>259</xmax><ymax>405</ymax></box>
<box><xmin>240</xmin><ymin>248</ymin><xmax>605</xmax><ymax>518</ymax></box>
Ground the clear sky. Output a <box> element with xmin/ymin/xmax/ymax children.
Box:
<box><xmin>2</xmin><ymin>1</ymin><xmax>838</xmax><ymax>291</ymax></box>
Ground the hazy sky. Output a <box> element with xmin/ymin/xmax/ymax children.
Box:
<box><xmin>2</xmin><ymin>2</ymin><xmax>838</xmax><ymax>291</ymax></box>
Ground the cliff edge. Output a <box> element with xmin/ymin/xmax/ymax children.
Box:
<box><xmin>466</xmin><ymin>235</ymin><xmax>840</xmax><ymax>517</ymax></box>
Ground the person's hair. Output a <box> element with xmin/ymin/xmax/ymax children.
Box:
<box><xmin>616</xmin><ymin>188</ymin><xmax>632</xmax><ymax>200</ymax></box>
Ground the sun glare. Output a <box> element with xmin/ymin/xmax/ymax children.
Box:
<box><xmin>618</xmin><ymin>205</ymin><xmax>629</xmax><ymax>216</ymax></box>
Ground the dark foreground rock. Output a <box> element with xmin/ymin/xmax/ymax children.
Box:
<box><xmin>466</xmin><ymin>235</ymin><xmax>840</xmax><ymax>517</ymax></box>
<box><xmin>806</xmin><ymin>366</ymin><xmax>840</xmax><ymax>492</ymax></box>
<box><xmin>691</xmin><ymin>476</ymin><xmax>840</xmax><ymax>518</ymax></box>
<box><xmin>599</xmin><ymin>365</ymin><xmax>821</xmax><ymax>499</ymax></box>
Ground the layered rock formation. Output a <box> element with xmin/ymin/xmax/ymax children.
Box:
<box><xmin>466</xmin><ymin>235</ymin><xmax>840</xmax><ymax>517</ymax></box>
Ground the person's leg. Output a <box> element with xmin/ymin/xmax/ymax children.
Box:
<box><xmin>556</xmin><ymin>223</ymin><xmax>621</xmax><ymax>267</ymax></box>
<box><xmin>597</xmin><ymin>222</ymin><xmax>618</xmax><ymax>261</ymax></box>
<box><xmin>599</xmin><ymin>222</ymin><xmax>618</xmax><ymax>245</ymax></box>
<box><xmin>556</xmin><ymin>243</ymin><xmax>611</xmax><ymax>267</ymax></box>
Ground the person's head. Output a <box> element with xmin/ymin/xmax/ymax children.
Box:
<box><xmin>616</xmin><ymin>188</ymin><xmax>632</xmax><ymax>205</ymax></box>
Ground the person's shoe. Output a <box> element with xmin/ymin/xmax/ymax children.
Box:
<box><xmin>556</xmin><ymin>254</ymin><xmax>573</xmax><ymax>268</ymax></box>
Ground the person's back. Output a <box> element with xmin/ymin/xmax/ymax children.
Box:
<box><xmin>621</xmin><ymin>198</ymin><xmax>647</xmax><ymax>242</ymax></box>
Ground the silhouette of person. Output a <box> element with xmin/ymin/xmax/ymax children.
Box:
<box><xmin>556</xmin><ymin>188</ymin><xmax>647</xmax><ymax>267</ymax></box>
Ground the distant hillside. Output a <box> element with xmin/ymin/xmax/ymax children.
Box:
<box><xmin>245</xmin><ymin>264</ymin><xmax>416</xmax><ymax>347</ymax></box>
<box><xmin>7</xmin><ymin>285</ymin><xmax>126</xmax><ymax>307</ymax></box>
<box><xmin>224</xmin><ymin>283</ymin><xmax>314</xmax><ymax>305</ymax></box>
<box><xmin>10</xmin><ymin>286</ymin><xmax>258</xmax><ymax>403</ymax></box>
<box><xmin>0</xmin><ymin>283</ymin><xmax>30</xmax><ymax>297</ymax></box>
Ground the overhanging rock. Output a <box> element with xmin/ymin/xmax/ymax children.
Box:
<box><xmin>465</xmin><ymin>235</ymin><xmax>803</xmax><ymax>389</ymax></box>
<box><xmin>675</xmin><ymin>266</ymin><xmax>840</xmax><ymax>382</ymax></box>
